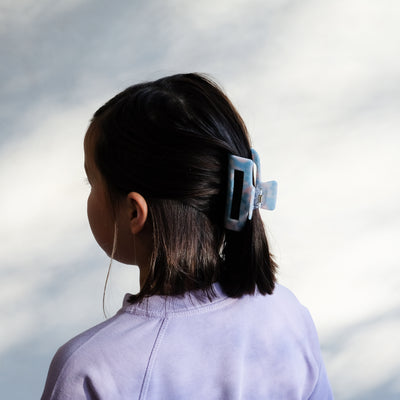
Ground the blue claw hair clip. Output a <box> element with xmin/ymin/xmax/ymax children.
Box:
<box><xmin>224</xmin><ymin>149</ymin><xmax>277</xmax><ymax>231</ymax></box>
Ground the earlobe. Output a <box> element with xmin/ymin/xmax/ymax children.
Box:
<box><xmin>126</xmin><ymin>192</ymin><xmax>148</xmax><ymax>234</ymax></box>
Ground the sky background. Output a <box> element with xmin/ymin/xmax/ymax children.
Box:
<box><xmin>1</xmin><ymin>1</ymin><xmax>399</xmax><ymax>399</ymax></box>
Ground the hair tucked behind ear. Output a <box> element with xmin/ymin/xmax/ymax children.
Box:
<box><xmin>88</xmin><ymin>73</ymin><xmax>277</xmax><ymax>302</ymax></box>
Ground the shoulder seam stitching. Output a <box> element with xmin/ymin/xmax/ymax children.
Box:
<box><xmin>138</xmin><ymin>317</ymin><xmax>169</xmax><ymax>400</ymax></box>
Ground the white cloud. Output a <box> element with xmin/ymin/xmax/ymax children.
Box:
<box><xmin>327</xmin><ymin>317</ymin><xmax>400</xmax><ymax>399</ymax></box>
<box><xmin>0</xmin><ymin>0</ymin><xmax>86</xmax><ymax>31</ymax></box>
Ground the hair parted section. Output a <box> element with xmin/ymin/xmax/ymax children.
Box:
<box><xmin>88</xmin><ymin>73</ymin><xmax>277</xmax><ymax>302</ymax></box>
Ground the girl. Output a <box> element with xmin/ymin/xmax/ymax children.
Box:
<box><xmin>42</xmin><ymin>73</ymin><xmax>333</xmax><ymax>399</ymax></box>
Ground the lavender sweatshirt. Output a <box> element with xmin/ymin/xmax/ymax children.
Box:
<box><xmin>41</xmin><ymin>284</ymin><xmax>333</xmax><ymax>399</ymax></box>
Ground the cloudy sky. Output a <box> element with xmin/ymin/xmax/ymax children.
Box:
<box><xmin>1</xmin><ymin>1</ymin><xmax>399</xmax><ymax>398</ymax></box>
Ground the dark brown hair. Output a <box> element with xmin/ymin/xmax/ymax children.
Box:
<box><xmin>88</xmin><ymin>73</ymin><xmax>277</xmax><ymax>302</ymax></box>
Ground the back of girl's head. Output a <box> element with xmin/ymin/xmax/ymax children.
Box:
<box><xmin>87</xmin><ymin>73</ymin><xmax>277</xmax><ymax>302</ymax></box>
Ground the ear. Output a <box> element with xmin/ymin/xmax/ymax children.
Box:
<box><xmin>126</xmin><ymin>192</ymin><xmax>148</xmax><ymax>235</ymax></box>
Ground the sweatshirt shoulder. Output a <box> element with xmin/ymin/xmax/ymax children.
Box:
<box><xmin>42</xmin><ymin>311</ymin><xmax>165</xmax><ymax>399</ymax></box>
<box><xmin>55</xmin><ymin>316</ymin><xmax>118</xmax><ymax>364</ymax></box>
<box><xmin>258</xmin><ymin>283</ymin><xmax>309</xmax><ymax>315</ymax></box>
<box><xmin>41</xmin><ymin>316</ymin><xmax>122</xmax><ymax>399</ymax></box>
<box><xmin>272</xmin><ymin>283</ymin><xmax>304</xmax><ymax>303</ymax></box>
